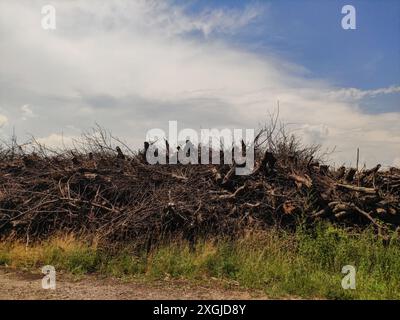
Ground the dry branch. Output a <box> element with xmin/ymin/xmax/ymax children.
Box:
<box><xmin>0</xmin><ymin>127</ymin><xmax>399</xmax><ymax>245</ymax></box>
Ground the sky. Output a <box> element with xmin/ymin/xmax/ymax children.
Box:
<box><xmin>0</xmin><ymin>0</ymin><xmax>399</xmax><ymax>167</ymax></box>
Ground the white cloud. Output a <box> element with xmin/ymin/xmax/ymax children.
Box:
<box><xmin>171</xmin><ymin>3</ymin><xmax>265</xmax><ymax>37</ymax></box>
<box><xmin>0</xmin><ymin>0</ymin><xmax>399</xmax><ymax>167</ymax></box>
<box><xmin>298</xmin><ymin>124</ymin><xmax>330</xmax><ymax>145</ymax></box>
<box><xmin>36</xmin><ymin>133</ymin><xmax>77</xmax><ymax>149</ymax></box>
<box><xmin>0</xmin><ymin>114</ymin><xmax>8</xmax><ymax>127</ymax></box>
<box><xmin>327</xmin><ymin>86</ymin><xmax>400</xmax><ymax>101</ymax></box>
<box><xmin>21</xmin><ymin>104</ymin><xmax>35</xmax><ymax>120</ymax></box>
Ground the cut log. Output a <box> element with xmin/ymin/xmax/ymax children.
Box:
<box><xmin>289</xmin><ymin>173</ymin><xmax>312</xmax><ymax>188</ymax></box>
<box><xmin>210</xmin><ymin>167</ymin><xmax>222</xmax><ymax>184</ymax></box>
<box><xmin>361</xmin><ymin>164</ymin><xmax>381</xmax><ymax>178</ymax></box>
<box><xmin>252</xmin><ymin>150</ymin><xmax>276</xmax><ymax>175</ymax></box>
<box><xmin>116</xmin><ymin>146</ymin><xmax>125</xmax><ymax>160</ymax></box>
<box><xmin>345</xmin><ymin>168</ymin><xmax>357</xmax><ymax>182</ymax></box>
<box><xmin>335</xmin><ymin>166</ymin><xmax>346</xmax><ymax>179</ymax></box>
<box><xmin>336</xmin><ymin>183</ymin><xmax>377</xmax><ymax>194</ymax></box>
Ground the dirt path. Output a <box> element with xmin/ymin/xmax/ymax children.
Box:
<box><xmin>0</xmin><ymin>268</ymin><xmax>269</xmax><ymax>300</ymax></box>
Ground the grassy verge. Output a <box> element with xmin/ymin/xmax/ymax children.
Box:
<box><xmin>1</xmin><ymin>223</ymin><xmax>399</xmax><ymax>299</ymax></box>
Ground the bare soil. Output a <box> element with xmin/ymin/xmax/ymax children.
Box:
<box><xmin>0</xmin><ymin>268</ymin><xmax>269</xmax><ymax>300</ymax></box>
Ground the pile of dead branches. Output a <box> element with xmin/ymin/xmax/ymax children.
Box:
<box><xmin>0</xmin><ymin>127</ymin><xmax>399</xmax><ymax>246</ymax></box>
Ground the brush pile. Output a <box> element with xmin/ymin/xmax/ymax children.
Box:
<box><xmin>0</xmin><ymin>127</ymin><xmax>399</xmax><ymax>245</ymax></box>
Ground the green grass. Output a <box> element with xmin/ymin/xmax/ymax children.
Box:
<box><xmin>1</xmin><ymin>224</ymin><xmax>399</xmax><ymax>299</ymax></box>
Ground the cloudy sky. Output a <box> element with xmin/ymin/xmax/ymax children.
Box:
<box><xmin>0</xmin><ymin>0</ymin><xmax>399</xmax><ymax>167</ymax></box>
